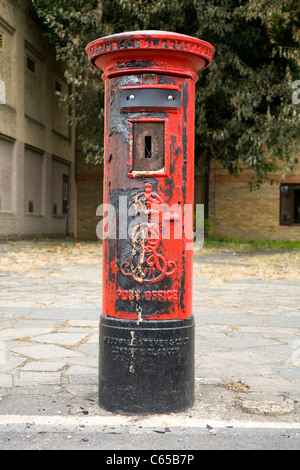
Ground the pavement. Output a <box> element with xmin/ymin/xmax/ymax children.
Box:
<box><xmin>0</xmin><ymin>242</ymin><xmax>300</xmax><ymax>450</ymax></box>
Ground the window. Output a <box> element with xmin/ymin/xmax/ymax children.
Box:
<box><xmin>62</xmin><ymin>174</ymin><xmax>69</xmax><ymax>215</ymax></box>
<box><xmin>280</xmin><ymin>184</ymin><xmax>300</xmax><ymax>225</ymax></box>
<box><xmin>26</xmin><ymin>56</ymin><xmax>36</xmax><ymax>74</ymax></box>
<box><xmin>55</xmin><ymin>81</ymin><xmax>62</xmax><ymax>93</ymax></box>
<box><xmin>28</xmin><ymin>201</ymin><xmax>34</xmax><ymax>213</ymax></box>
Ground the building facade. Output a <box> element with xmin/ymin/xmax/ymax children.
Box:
<box><xmin>1</xmin><ymin>0</ymin><xmax>298</xmax><ymax>242</ymax></box>
<box><xmin>206</xmin><ymin>158</ymin><xmax>300</xmax><ymax>241</ymax></box>
<box><xmin>75</xmin><ymin>141</ymin><xmax>103</xmax><ymax>240</ymax></box>
<box><xmin>0</xmin><ymin>0</ymin><xmax>75</xmax><ymax>238</ymax></box>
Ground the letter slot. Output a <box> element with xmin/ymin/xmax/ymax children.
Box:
<box><xmin>133</xmin><ymin>121</ymin><xmax>164</xmax><ymax>172</ymax></box>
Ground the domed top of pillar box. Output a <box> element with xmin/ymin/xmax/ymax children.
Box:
<box><xmin>86</xmin><ymin>30</ymin><xmax>214</xmax><ymax>81</ymax></box>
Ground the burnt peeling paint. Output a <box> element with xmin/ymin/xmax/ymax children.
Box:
<box><xmin>104</xmin><ymin>70</ymin><xmax>195</xmax><ymax>322</ymax></box>
<box><xmin>86</xmin><ymin>30</ymin><xmax>214</xmax><ymax>414</ymax></box>
<box><xmin>117</xmin><ymin>59</ymin><xmax>156</xmax><ymax>70</ymax></box>
<box><xmin>118</xmin><ymin>38</ymin><xmax>136</xmax><ymax>49</ymax></box>
<box><xmin>158</xmin><ymin>75</ymin><xmax>176</xmax><ymax>85</ymax></box>
<box><xmin>86</xmin><ymin>31</ymin><xmax>215</xmax><ymax>76</ymax></box>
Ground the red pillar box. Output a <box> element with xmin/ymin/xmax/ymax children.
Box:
<box><xmin>86</xmin><ymin>31</ymin><xmax>214</xmax><ymax>413</ymax></box>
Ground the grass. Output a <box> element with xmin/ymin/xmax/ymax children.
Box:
<box><xmin>195</xmin><ymin>236</ymin><xmax>300</xmax><ymax>282</ymax></box>
<box><xmin>0</xmin><ymin>237</ymin><xmax>299</xmax><ymax>282</ymax></box>
<box><xmin>0</xmin><ymin>239</ymin><xmax>102</xmax><ymax>274</ymax></box>
<box><xmin>203</xmin><ymin>235</ymin><xmax>300</xmax><ymax>253</ymax></box>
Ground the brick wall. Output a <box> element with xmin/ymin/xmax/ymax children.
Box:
<box><xmin>75</xmin><ymin>145</ymin><xmax>103</xmax><ymax>240</ymax></box>
<box><xmin>209</xmin><ymin>159</ymin><xmax>300</xmax><ymax>241</ymax></box>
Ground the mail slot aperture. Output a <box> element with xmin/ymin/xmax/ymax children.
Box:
<box><xmin>132</xmin><ymin>121</ymin><xmax>165</xmax><ymax>172</ymax></box>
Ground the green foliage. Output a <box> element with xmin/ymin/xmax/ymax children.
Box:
<box><xmin>204</xmin><ymin>218</ymin><xmax>212</xmax><ymax>236</ymax></box>
<box><xmin>33</xmin><ymin>0</ymin><xmax>300</xmax><ymax>182</ymax></box>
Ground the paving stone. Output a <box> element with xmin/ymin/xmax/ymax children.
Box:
<box><xmin>68</xmin><ymin>320</ymin><xmax>99</xmax><ymax>328</ymax></box>
<box><xmin>10</xmin><ymin>345</ymin><xmax>83</xmax><ymax>359</ymax></box>
<box><xmin>1</xmin><ymin>247</ymin><xmax>300</xmax><ymax>424</ymax></box>
<box><xmin>0</xmin><ymin>374</ymin><xmax>13</xmax><ymax>387</ymax></box>
<box><xmin>21</xmin><ymin>362</ymin><xmax>66</xmax><ymax>372</ymax></box>
<box><xmin>67</xmin><ymin>366</ymin><xmax>97</xmax><ymax>378</ymax></box>
<box><xmin>0</xmin><ymin>328</ymin><xmax>55</xmax><ymax>339</ymax></box>
<box><xmin>16</xmin><ymin>372</ymin><xmax>61</xmax><ymax>386</ymax></box>
<box><xmin>33</xmin><ymin>333</ymin><xmax>89</xmax><ymax>346</ymax></box>
<box><xmin>241</xmin><ymin>400</ymin><xmax>294</xmax><ymax>416</ymax></box>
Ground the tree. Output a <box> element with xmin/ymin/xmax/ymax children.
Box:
<box><xmin>33</xmin><ymin>0</ymin><xmax>300</xmax><ymax>186</ymax></box>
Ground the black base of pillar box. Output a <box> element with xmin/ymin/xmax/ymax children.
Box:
<box><xmin>98</xmin><ymin>315</ymin><xmax>195</xmax><ymax>414</ymax></box>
